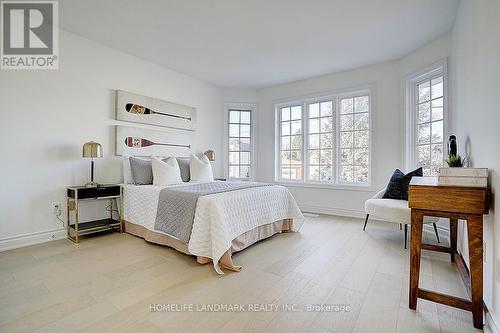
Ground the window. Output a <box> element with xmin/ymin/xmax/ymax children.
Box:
<box><xmin>227</xmin><ymin>107</ymin><xmax>253</xmax><ymax>179</ymax></box>
<box><xmin>307</xmin><ymin>101</ymin><xmax>333</xmax><ymax>181</ymax></box>
<box><xmin>279</xmin><ymin>105</ymin><xmax>302</xmax><ymax>180</ymax></box>
<box><xmin>276</xmin><ymin>91</ymin><xmax>371</xmax><ymax>185</ymax></box>
<box><xmin>339</xmin><ymin>96</ymin><xmax>370</xmax><ymax>183</ymax></box>
<box><xmin>406</xmin><ymin>61</ymin><xmax>447</xmax><ymax>176</ymax></box>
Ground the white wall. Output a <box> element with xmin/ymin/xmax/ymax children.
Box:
<box><xmin>220</xmin><ymin>88</ymin><xmax>259</xmax><ymax>105</ymax></box>
<box><xmin>254</xmin><ymin>34</ymin><xmax>451</xmax><ymax>216</ymax></box>
<box><xmin>0</xmin><ymin>30</ymin><xmax>225</xmax><ymax>248</ymax></box>
<box><xmin>450</xmin><ymin>0</ymin><xmax>500</xmax><ymax>329</ymax></box>
<box><xmin>397</xmin><ymin>33</ymin><xmax>452</xmax><ymax>78</ymax></box>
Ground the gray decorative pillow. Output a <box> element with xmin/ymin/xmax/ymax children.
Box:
<box><xmin>177</xmin><ymin>158</ymin><xmax>191</xmax><ymax>182</ymax></box>
<box><xmin>129</xmin><ymin>157</ymin><xmax>153</xmax><ymax>185</ymax></box>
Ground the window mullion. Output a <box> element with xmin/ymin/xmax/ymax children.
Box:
<box><xmin>413</xmin><ymin>84</ymin><xmax>418</xmax><ymax>169</ymax></box>
<box><xmin>334</xmin><ymin>97</ymin><xmax>339</xmax><ymax>184</ymax></box>
<box><xmin>334</xmin><ymin>98</ymin><xmax>338</xmax><ymax>183</ymax></box>
<box><xmin>302</xmin><ymin>102</ymin><xmax>307</xmax><ymax>182</ymax></box>
<box><xmin>277</xmin><ymin>110</ymin><xmax>281</xmax><ymax>180</ymax></box>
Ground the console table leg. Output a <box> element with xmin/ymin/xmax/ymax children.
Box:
<box><xmin>467</xmin><ymin>215</ymin><xmax>484</xmax><ymax>329</ymax></box>
<box><xmin>409</xmin><ymin>209</ymin><xmax>424</xmax><ymax>310</ymax></box>
<box><xmin>450</xmin><ymin>218</ymin><xmax>458</xmax><ymax>262</ymax></box>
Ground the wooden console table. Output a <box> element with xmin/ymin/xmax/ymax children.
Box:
<box><xmin>408</xmin><ymin>176</ymin><xmax>489</xmax><ymax>329</ymax></box>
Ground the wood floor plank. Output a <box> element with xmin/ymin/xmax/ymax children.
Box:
<box><xmin>263</xmin><ymin>217</ymin><xmax>349</xmax><ymax>277</ymax></box>
<box><xmin>35</xmin><ymin>300</ymin><xmax>119</xmax><ymax>332</ymax></box>
<box><xmin>0</xmin><ymin>294</ymin><xmax>96</xmax><ymax>333</ymax></box>
<box><xmin>352</xmin><ymin>272</ymin><xmax>402</xmax><ymax>333</ymax></box>
<box><xmin>339</xmin><ymin>236</ymin><xmax>385</xmax><ymax>293</ymax></box>
<box><xmin>396</xmin><ymin>304</ymin><xmax>441</xmax><ymax>333</ymax></box>
<box><xmin>293</xmin><ymin>219</ymin><xmax>359</xmax><ymax>276</ymax></box>
<box><xmin>315</xmin><ymin>286</ymin><xmax>366</xmax><ymax>333</ymax></box>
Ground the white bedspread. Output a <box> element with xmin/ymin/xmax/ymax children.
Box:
<box><xmin>188</xmin><ymin>185</ymin><xmax>304</xmax><ymax>273</ymax></box>
<box><xmin>122</xmin><ymin>182</ymin><xmax>304</xmax><ymax>274</ymax></box>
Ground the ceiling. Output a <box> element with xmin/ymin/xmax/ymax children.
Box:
<box><xmin>59</xmin><ymin>0</ymin><xmax>458</xmax><ymax>89</ymax></box>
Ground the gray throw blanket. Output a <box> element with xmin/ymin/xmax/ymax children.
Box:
<box><xmin>154</xmin><ymin>181</ymin><xmax>272</xmax><ymax>243</ymax></box>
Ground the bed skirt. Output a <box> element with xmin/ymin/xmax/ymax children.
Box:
<box><xmin>122</xmin><ymin>218</ymin><xmax>293</xmax><ymax>272</ymax></box>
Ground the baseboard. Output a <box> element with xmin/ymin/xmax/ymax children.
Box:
<box><xmin>299</xmin><ymin>204</ymin><xmax>450</xmax><ymax>241</ymax></box>
<box><xmin>485</xmin><ymin>308</ymin><xmax>500</xmax><ymax>333</ymax></box>
<box><xmin>299</xmin><ymin>204</ymin><xmax>366</xmax><ymax>219</ymax></box>
<box><xmin>0</xmin><ymin>228</ymin><xmax>66</xmax><ymax>252</ymax></box>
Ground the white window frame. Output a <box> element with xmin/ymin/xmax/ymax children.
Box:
<box><xmin>404</xmin><ymin>59</ymin><xmax>448</xmax><ymax>173</ymax></box>
<box><xmin>305</xmin><ymin>99</ymin><xmax>335</xmax><ymax>184</ymax></box>
<box><xmin>336</xmin><ymin>91</ymin><xmax>372</xmax><ymax>186</ymax></box>
<box><xmin>224</xmin><ymin>103</ymin><xmax>256</xmax><ymax>180</ymax></box>
<box><xmin>274</xmin><ymin>87</ymin><xmax>372</xmax><ymax>189</ymax></box>
<box><xmin>277</xmin><ymin>103</ymin><xmax>304</xmax><ymax>183</ymax></box>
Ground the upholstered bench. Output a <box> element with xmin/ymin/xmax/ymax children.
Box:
<box><xmin>364</xmin><ymin>188</ymin><xmax>440</xmax><ymax>248</ymax></box>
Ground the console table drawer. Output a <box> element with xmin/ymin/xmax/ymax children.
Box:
<box><xmin>408</xmin><ymin>178</ymin><xmax>488</xmax><ymax>214</ymax></box>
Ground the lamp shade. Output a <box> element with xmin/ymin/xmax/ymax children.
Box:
<box><xmin>82</xmin><ymin>141</ymin><xmax>103</xmax><ymax>158</ymax></box>
<box><xmin>204</xmin><ymin>149</ymin><xmax>215</xmax><ymax>161</ymax></box>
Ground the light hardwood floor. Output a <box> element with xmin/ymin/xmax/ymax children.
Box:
<box><xmin>0</xmin><ymin>215</ymin><xmax>481</xmax><ymax>332</ymax></box>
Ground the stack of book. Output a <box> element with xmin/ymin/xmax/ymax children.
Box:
<box><xmin>438</xmin><ymin>167</ymin><xmax>488</xmax><ymax>187</ymax></box>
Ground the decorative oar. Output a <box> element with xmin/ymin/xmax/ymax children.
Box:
<box><xmin>125</xmin><ymin>137</ymin><xmax>191</xmax><ymax>149</ymax></box>
<box><xmin>125</xmin><ymin>103</ymin><xmax>192</xmax><ymax>121</ymax></box>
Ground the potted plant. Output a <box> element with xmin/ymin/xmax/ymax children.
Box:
<box><xmin>445</xmin><ymin>154</ymin><xmax>467</xmax><ymax>167</ymax></box>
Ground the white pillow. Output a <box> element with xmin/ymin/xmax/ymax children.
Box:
<box><xmin>189</xmin><ymin>154</ymin><xmax>214</xmax><ymax>182</ymax></box>
<box><xmin>152</xmin><ymin>156</ymin><xmax>182</xmax><ymax>186</ymax></box>
<box><xmin>122</xmin><ymin>155</ymin><xmax>134</xmax><ymax>184</ymax></box>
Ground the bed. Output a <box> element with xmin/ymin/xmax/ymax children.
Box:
<box><xmin>121</xmin><ymin>181</ymin><xmax>304</xmax><ymax>274</ymax></box>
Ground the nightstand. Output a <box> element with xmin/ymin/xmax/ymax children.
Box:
<box><xmin>66</xmin><ymin>184</ymin><xmax>121</xmax><ymax>243</ymax></box>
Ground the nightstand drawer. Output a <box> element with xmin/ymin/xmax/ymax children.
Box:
<box><xmin>66</xmin><ymin>183</ymin><xmax>122</xmax><ymax>243</ymax></box>
<box><xmin>67</xmin><ymin>185</ymin><xmax>121</xmax><ymax>199</ymax></box>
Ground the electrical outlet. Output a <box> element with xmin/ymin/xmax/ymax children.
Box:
<box><xmin>52</xmin><ymin>202</ymin><xmax>62</xmax><ymax>217</ymax></box>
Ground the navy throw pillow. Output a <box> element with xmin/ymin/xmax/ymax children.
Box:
<box><xmin>382</xmin><ymin>167</ymin><xmax>423</xmax><ymax>200</ymax></box>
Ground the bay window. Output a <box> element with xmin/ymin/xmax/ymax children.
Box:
<box><xmin>276</xmin><ymin>90</ymin><xmax>371</xmax><ymax>185</ymax></box>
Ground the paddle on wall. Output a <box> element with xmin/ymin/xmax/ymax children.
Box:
<box><xmin>125</xmin><ymin>103</ymin><xmax>192</xmax><ymax>121</ymax></box>
<box><xmin>116</xmin><ymin>90</ymin><xmax>196</xmax><ymax>131</ymax></box>
<box><xmin>116</xmin><ymin>126</ymin><xmax>192</xmax><ymax>157</ymax></box>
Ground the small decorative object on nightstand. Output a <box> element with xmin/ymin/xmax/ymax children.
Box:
<box><xmin>66</xmin><ymin>184</ymin><xmax>121</xmax><ymax>243</ymax></box>
<box><xmin>204</xmin><ymin>149</ymin><xmax>215</xmax><ymax>161</ymax></box>
<box><xmin>82</xmin><ymin>141</ymin><xmax>103</xmax><ymax>187</ymax></box>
